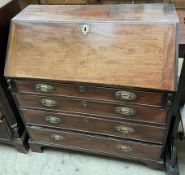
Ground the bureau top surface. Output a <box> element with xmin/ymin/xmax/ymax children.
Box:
<box><xmin>11</xmin><ymin>4</ymin><xmax>178</xmax><ymax>23</ymax></box>
<box><xmin>5</xmin><ymin>4</ymin><xmax>178</xmax><ymax>91</ymax></box>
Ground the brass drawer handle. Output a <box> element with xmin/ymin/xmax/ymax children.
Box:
<box><xmin>35</xmin><ymin>83</ymin><xmax>54</xmax><ymax>93</ymax></box>
<box><xmin>117</xmin><ymin>145</ymin><xmax>133</xmax><ymax>152</ymax></box>
<box><xmin>114</xmin><ymin>91</ymin><xmax>137</xmax><ymax>101</ymax></box>
<box><xmin>50</xmin><ymin>134</ymin><xmax>64</xmax><ymax>141</ymax></box>
<box><xmin>115</xmin><ymin>126</ymin><xmax>135</xmax><ymax>135</ymax></box>
<box><xmin>41</xmin><ymin>99</ymin><xmax>56</xmax><ymax>107</ymax></box>
<box><xmin>115</xmin><ymin>107</ymin><xmax>136</xmax><ymax>116</ymax></box>
<box><xmin>45</xmin><ymin>116</ymin><xmax>61</xmax><ymax>124</ymax></box>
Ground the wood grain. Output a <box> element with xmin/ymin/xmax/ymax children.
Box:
<box><xmin>27</xmin><ymin>126</ymin><xmax>162</xmax><ymax>160</ymax></box>
<box><xmin>4</xmin><ymin>4</ymin><xmax>178</xmax><ymax>91</ymax></box>
<box><xmin>38</xmin><ymin>0</ymin><xmax>164</xmax><ymax>4</ymax></box>
<box><xmin>14</xmin><ymin>79</ymin><xmax>165</xmax><ymax>107</ymax></box>
<box><xmin>21</xmin><ymin>109</ymin><xmax>165</xmax><ymax>143</ymax></box>
<box><xmin>171</xmin><ymin>0</ymin><xmax>185</xmax><ymax>8</ymax></box>
<box><xmin>39</xmin><ymin>0</ymin><xmax>87</xmax><ymax>4</ymax></box>
<box><xmin>15</xmin><ymin>93</ymin><xmax>168</xmax><ymax>124</ymax></box>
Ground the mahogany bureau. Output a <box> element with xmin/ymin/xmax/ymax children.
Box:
<box><xmin>4</xmin><ymin>4</ymin><xmax>179</xmax><ymax>173</ymax></box>
<box><xmin>0</xmin><ymin>0</ymin><xmax>28</xmax><ymax>153</ymax></box>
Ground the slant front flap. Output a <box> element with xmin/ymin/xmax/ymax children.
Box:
<box><xmin>4</xmin><ymin>4</ymin><xmax>178</xmax><ymax>91</ymax></box>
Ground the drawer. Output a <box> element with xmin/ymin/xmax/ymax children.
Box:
<box><xmin>21</xmin><ymin>109</ymin><xmax>165</xmax><ymax>143</ymax></box>
<box><xmin>27</xmin><ymin>126</ymin><xmax>162</xmax><ymax>160</ymax></box>
<box><xmin>15</xmin><ymin>94</ymin><xmax>168</xmax><ymax>125</ymax></box>
<box><xmin>14</xmin><ymin>80</ymin><xmax>165</xmax><ymax>107</ymax></box>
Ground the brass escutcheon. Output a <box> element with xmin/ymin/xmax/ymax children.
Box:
<box><xmin>115</xmin><ymin>107</ymin><xmax>136</xmax><ymax>116</ymax></box>
<box><xmin>35</xmin><ymin>83</ymin><xmax>54</xmax><ymax>93</ymax></box>
<box><xmin>114</xmin><ymin>91</ymin><xmax>137</xmax><ymax>101</ymax></box>
<box><xmin>79</xmin><ymin>86</ymin><xmax>85</xmax><ymax>93</ymax></box>
<box><xmin>50</xmin><ymin>134</ymin><xmax>64</xmax><ymax>141</ymax></box>
<box><xmin>45</xmin><ymin>116</ymin><xmax>61</xmax><ymax>124</ymax></box>
<box><xmin>117</xmin><ymin>145</ymin><xmax>133</xmax><ymax>152</ymax></box>
<box><xmin>82</xmin><ymin>100</ymin><xmax>88</xmax><ymax>107</ymax></box>
<box><xmin>115</xmin><ymin>126</ymin><xmax>135</xmax><ymax>135</ymax></box>
<box><xmin>81</xmin><ymin>24</ymin><xmax>90</xmax><ymax>35</ymax></box>
<box><xmin>41</xmin><ymin>99</ymin><xmax>56</xmax><ymax>107</ymax></box>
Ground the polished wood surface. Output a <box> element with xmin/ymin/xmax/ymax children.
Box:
<box><xmin>39</xmin><ymin>0</ymin><xmax>87</xmax><ymax>4</ymax></box>
<box><xmin>176</xmin><ymin>9</ymin><xmax>185</xmax><ymax>45</ymax></box>
<box><xmin>171</xmin><ymin>0</ymin><xmax>185</xmax><ymax>8</ymax></box>
<box><xmin>27</xmin><ymin>126</ymin><xmax>162</xmax><ymax>160</ymax></box>
<box><xmin>21</xmin><ymin>109</ymin><xmax>165</xmax><ymax>143</ymax></box>
<box><xmin>15</xmin><ymin>93</ymin><xmax>168</xmax><ymax>124</ymax></box>
<box><xmin>9</xmin><ymin>4</ymin><xmax>178</xmax><ymax>22</ymax></box>
<box><xmin>14</xmin><ymin>79</ymin><xmax>165</xmax><ymax>107</ymax></box>
<box><xmin>5</xmin><ymin>4</ymin><xmax>178</xmax><ymax>91</ymax></box>
<box><xmin>38</xmin><ymin>0</ymin><xmax>164</xmax><ymax>4</ymax></box>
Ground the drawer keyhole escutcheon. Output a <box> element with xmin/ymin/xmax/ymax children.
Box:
<box><xmin>117</xmin><ymin>145</ymin><xmax>133</xmax><ymax>153</ymax></box>
<box><xmin>45</xmin><ymin>116</ymin><xmax>61</xmax><ymax>124</ymax></box>
<box><xmin>41</xmin><ymin>99</ymin><xmax>56</xmax><ymax>107</ymax></box>
<box><xmin>35</xmin><ymin>83</ymin><xmax>54</xmax><ymax>93</ymax></box>
<box><xmin>83</xmin><ymin>117</ymin><xmax>90</xmax><ymax>123</ymax></box>
<box><xmin>115</xmin><ymin>126</ymin><xmax>135</xmax><ymax>135</ymax></box>
<box><xmin>81</xmin><ymin>24</ymin><xmax>90</xmax><ymax>35</ymax></box>
<box><xmin>79</xmin><ymin>86</ymin><xmax>85</xmax><ymax>93</ymax></box>
<box><xmin>115</xmin><ymin>107</ymin><xmax>136</xmax><ymax>116</ymax></box>
<box><xmin>82</xmin><ymin>100</ymin><xmax>88</xmax><ymax>107</ymax></box>
<box><xmin>50</xmin><ymin>134</ymin><xmax>64</xmax><ymax>141</ymax></box>
<box><xmin>115</xmin><ymin>91</ymin><xmax>137</xmax><ymax>101</ymax></box>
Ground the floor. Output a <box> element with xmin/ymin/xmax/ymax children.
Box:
<box><xmin>0</xmin><ymin>140</ymin><xmax>184</xmax><ymax>175</ymax></box>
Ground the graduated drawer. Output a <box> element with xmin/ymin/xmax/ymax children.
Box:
<box><xmin>27</xmin><ymin>126</ymin><xmax>162</xmax><ymax>161</ymax></box>
<box><xmin>21</xmin><ymin>109</ymin><xmax>165</xmax><ymax>143</ymax></box>
<box><xmin>15</xmin><ymin>94</ymin><xmax>168</xmax><ymax>125</ymax></box>
<box><xmin>13</xmin><ymin>80</ymin><xmax>165</xmax><ymax>107</ymax></box>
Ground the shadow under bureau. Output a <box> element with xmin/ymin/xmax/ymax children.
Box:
<box><xmin>4</xmin><ymin>4</ymin><xmax>179</xmax><ymax>174</ymax></box>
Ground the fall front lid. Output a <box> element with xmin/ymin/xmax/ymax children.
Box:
<box><xmin>4</xmin><ymin>4</ymin><xmax>178</xmax><ymax>90</ymax></box>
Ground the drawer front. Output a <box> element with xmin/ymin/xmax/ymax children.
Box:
<box><xmin>27</xmin><ymin>126</ymin><xmax>162</xmax><ymax>160</ymax></box>
<box><xmin>21</xmin><ymin>109</ymin><xmax>165</xmax><ymax>143</ymax></box>
<box><xmin>15</xmin><ymin>94</ymin><xmax>168</xmax><ymax>124</ymax></box>
<box><xmin>14</xmin><ymin>80</ymin><xmax>164</xmax><ymax>107</ymax></box>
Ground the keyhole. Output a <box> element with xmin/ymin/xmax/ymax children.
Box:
<box><xmin>81</xmin><ymin>24</ymin><xmax>90</xmax><ymax>35</ymax></box>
